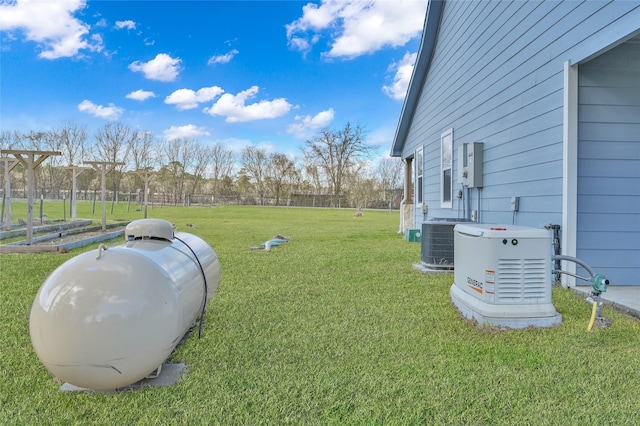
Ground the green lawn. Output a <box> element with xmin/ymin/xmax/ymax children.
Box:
<box><xmin>1</xmin><ymin>204</ymin><xmax>639</xmax><ymax>424</ymax></box>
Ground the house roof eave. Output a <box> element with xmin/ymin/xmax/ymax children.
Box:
<box><xmin>390</xmin><ymin>0</ymin><xmax>444</xmax><ymax>158</ymax></box>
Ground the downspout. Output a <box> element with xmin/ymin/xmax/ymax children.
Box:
<box><xmin>545</xmin><ymin>224</ymin><xmax>562</xmax><ymax>283</ymax></box>
<box><xmin>398</xmin><ymin>158</ymin><xmax>411</xmax><ymax>234</ymax></box>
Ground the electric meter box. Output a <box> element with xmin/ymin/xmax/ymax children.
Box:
<box><xmin>450</xmin><ymin>223</ymin><xmax>562</xmax><ymax>328</ymax></box>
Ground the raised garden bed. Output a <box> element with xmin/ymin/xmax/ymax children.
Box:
<box><xmin>0</xmin><ymin>220</ymin><xmax>128</xmax><ymax>253</ymax></box>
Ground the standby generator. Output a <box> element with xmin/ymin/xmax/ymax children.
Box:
<box><xmin>450</xmin><ymin>223</ymin><xmax>562</xmax><ymax>328</ymax></box>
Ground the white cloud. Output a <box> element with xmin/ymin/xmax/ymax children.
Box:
<box><xmin>287</xmin><ymin>37</ymin><xmax>311</xmax><ymax>54</ymax></box>
<box><xmin>208</xmin><ymin>49</ymin><xmax>239</xmax><ymax>65</ymax></box>
<box><xmin>204</xmin><ymin>86</ymin><xmax>292</xmax><ymax>123</ymax></box>
<box><xmin>165</xmin><ymin>86</ymin><xmax>224</xmax><ymax>110</ymax></box>
<box><xmin>129</xmin><ymin>53</ymin><xmax>181</xmax><ymax>82</ymax></box>
<box><xmin>115</xmin><ymin>20</ymin><xmax>136</xmax><ymax>30</ymax></box>
<box><xmin>287</xmin><ymin>0</ymin><xmax>426</xmax><ymax>58</ymax></box>
<box><xmin>286</xmin><ymin>1</ymin><xmax>342</xmax><ymax>34</ymax></box>
<box><xmin>77</xmin><ymin>100</ymin><xmax>123</xmax><ymax>121</ymax></box>
<box><xmin>0</xmin><ymin>0</ymin><xmax>103</xmax><ymax>59</ymax></box>
<box><xmin>126</xmin><ymin>89</ymin><xmax>156</xmax><ymax>101</ymax></box>
<box><xmin>383</xmin><ymin>52</ymin><xmax>417</xmax><ymax>100</ymax></box>
<box><xmin>163</xmin><ymin>124</ymin><xmax>210</xmax><ymax>141</ymax></box>
<box><xmin>287</xmin><ymin>108</ymin><xmax>335</xmax><ymax>138</ymax></box>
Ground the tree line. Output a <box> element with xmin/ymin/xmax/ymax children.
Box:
<box><xmin>0</xmin><ymin>121</ymin><xmax>404</xmax><ymax>209</ymax></box>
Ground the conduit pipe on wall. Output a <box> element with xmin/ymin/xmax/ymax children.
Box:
<box><xmin>552</xmin><ymin>254</ymin><xmax>595</xmax><ymax>278</ymax></box>
<box><xmin>398</xmin><ymin>199</ymin><xmax>405</xmax><ymax>234</ymax></box>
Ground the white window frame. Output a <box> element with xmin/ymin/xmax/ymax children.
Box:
<box><xmin>440</xmin><ymin>129</ymin><xmax>453</xmax><ymax>208</ymax></box>
<box><xmin>415</xmin><ymin>147</ymin><xmax>423</xmax><ymax>205</ymax></box>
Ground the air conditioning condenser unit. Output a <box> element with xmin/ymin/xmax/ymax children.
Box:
<box><xmin>421</xmin><ymin>218</ymin><xmax>472</xmax><ymax>270</ymax></box>
<box><xmin>450</xmin><ymin>223</ymin><xmax>562</xmax><ymax>329</ymax></box>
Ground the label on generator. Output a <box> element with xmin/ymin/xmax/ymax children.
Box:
<box><xmin>484</xmin><ymin>270</ymin><xmax>495</xmax><ymax>302</ymax></box>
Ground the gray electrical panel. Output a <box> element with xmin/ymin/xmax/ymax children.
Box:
<box><xmin>458</xmin><ymin>142</ymin><xmax>483</xmax><ymax>188</ymax></box>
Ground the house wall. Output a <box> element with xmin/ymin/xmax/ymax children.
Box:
<box><xmin>577</xmin><ymin>41</ymin><xmax>640</xmax><ymax>285</ymax></box>
<box><xmin>403</xmin><ymin>1</ymin><xmax>639</xmax><ymax>232</ymax></box>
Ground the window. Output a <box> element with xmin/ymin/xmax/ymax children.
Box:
<box><xmin>416</xmin><ymin>147</ymin><xmax>423</xmax><ymax>204</ymax></box>
<box><xmin>441</xmin><ymin>129</ymin><xmax>453</xmax><ymax>208</ymax></box>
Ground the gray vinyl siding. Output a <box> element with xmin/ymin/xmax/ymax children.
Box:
<box><xmin>577</xmin><ymin>41</ymin><xmax>640</xmax><ymax>286</ymax></box>
<box><xmin>403</xmin><ymin>0</ymin><xmax>639</xmax><ymax>231</ymax></box>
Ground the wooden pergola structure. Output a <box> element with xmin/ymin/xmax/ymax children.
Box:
<box><xmin>62</xmin><ymin>165</ymin><xmax>92</xmax><ymax>222</ymax></box>
<box><xmin>132</xmin><ymin>170</ymin><xmax>156</xmax><ymax>219</ymax></box>
<box><xmin>84</xmin><ymin>161</ymin><xmax>124</xmax><ymax>231</ymax></box>
<box><xmin>1</xmin><ymin>150</ymin><xmax>61</xmax><ymax>244</ymax></box>
<box><xmin>0</xmin><ymin>156</ymin><xmax>20</xmax><ymax>230</ymax></box>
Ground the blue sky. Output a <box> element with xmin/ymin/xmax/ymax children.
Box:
<box><xmin>1</xmin><ymin>0</ymin><xmax>427</xmax><ymax>160</ymax></box>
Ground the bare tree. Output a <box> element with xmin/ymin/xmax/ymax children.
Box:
<box><xmin>266</xmin><ymin>153</ymin><xmax>296</xmax><ymax>206</ymax></box>
<box><xmin>235</xmin><ymin>169</ymin><xmax>252</xmax><ymax>199</ymax></box>
<box><xmin>302</xmin><ymin>160</ymin><xmax>323</xmax><ymax>194</ymax></box>
<box><xmin>41</xmin><ymin>130</ymin><xmax>65</xmax><ymax>197</ymax></box>
<box><xmin>92</xmin><ymin>122</ymin><xmax>137</xmax><ymax>197</ymax></box>
<box><xmin>376</xmin><ymin>156</ymin><xmax>403</xmax><ymax>204</ymax></box>
<box><xmin>210</xmin><ymin>142</ymin><xmax>236</xmax><ymax>197</ymax></box>
<box><xmin>0</xmin><ymin>120</ymin><xmax>405</xmax><ymax>209</ymax></box>
<box><xmin>0</xmin><ymin>131</ymin><xmax>10</xmax><ymax>150</ymax></box>
<box><xmin>128</xmin><ymin>131</ymin><xmax>156</xmax><ymax>171</ymax></box>
<box><xmin>157</xmin><ymin>138</ymin><xmax>181</xmax><ymax>202</ymax></box>
<box><xmin>92</xmin><ymin>122</ymin><xmax>136</xmax><ymax>163</ymax></box>
<box><xmin>345</xmin><ymin>162</ymin><xmax>376</xmax><ymax>210</ymax></box>
<box><xmin>54</xmin><ymin>122</ymin><xmax>89</xmax><ymax>199</ymax></box>
<box><xmin>58</xmin><ymin>122</ymin><xmax>88</xmax><ymax>166</ymax></box>
<box><xmin>304</xmin><ymin>122</ymin><xmax>376</xmax><ymax>206</ymax></box>
<box><xmin>23</xmin><ymin>130</ymin><xmax>47</xmax><ymax>150</ymax></box>
<box><xmin>0</xmin><ymin>130</ymin><xmax>25</xmax><ymax>150</ymax></box>
<box><xmin>157</xmin><ymin>137</ymin><xmax>195</xmax><ymax>204</ymax></box>
<box><xmin>190</xmin><ymin>141</ymin><xmax>211</xmax><ymax>195</ymax></box>
<box><xmin>241</xmin><ymin>145</ymin><xmax>268</xmax><ymax>205</ymax></box>
<box><xmin>21</xmin><ymin>131</ymin><xmax>55</xmax><ymax>196</ymax></box>
<box><xmin>1</xmin><ymin>131</ymin><xmax>28</xmax><ymax>194</ymax></box>
<box><xmin>124</xmin><ymin>130</ymin><xmax>156</xmax><ymax>197</ymax></box>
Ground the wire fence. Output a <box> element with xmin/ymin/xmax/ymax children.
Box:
<box><xmin>1</xmin><ymin>188</ymin><xmax>402</xmax><ymax>214</ymax></box>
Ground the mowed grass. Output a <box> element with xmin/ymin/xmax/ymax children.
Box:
<box><xmin>1</xmin><ymin>203</ymin><xmax>640</xmax><ymax>424</ymax></box>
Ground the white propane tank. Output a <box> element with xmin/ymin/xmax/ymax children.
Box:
<box><xmin>29</xmin><ymin>219</ymin><xmax>220</xmax><ymax>390</ymax></box>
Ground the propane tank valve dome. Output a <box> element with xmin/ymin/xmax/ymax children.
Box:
<box><xmin>126</xmin><ymin>218</ymin><xmax>174</xmax><ymax>241</ymax></box>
